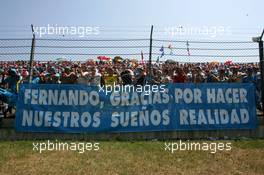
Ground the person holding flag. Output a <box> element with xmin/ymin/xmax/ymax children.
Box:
<box><xmin>156</xmin><ymin>45</ymin><xmax>165</xmax><ymax>63</ymax></box>
<box><xmin>186</xmin><ymin>41</ymin><xmax>190</xmax><ymax>56</ymax></box>
<box><xmin>168</xmin><ymin>44</ymin><xmax>173</xmax><ymax>55</ymax></box>
<box><xmin>160</xmin><ymin>45</ymin><xmax>165</xmax><ymax>57</ymax></box>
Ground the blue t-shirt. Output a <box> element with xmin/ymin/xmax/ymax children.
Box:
<box><xmin>242</xmin><ymin>76</ymin><xmax>256</xmax><ymax>84</ymax></box>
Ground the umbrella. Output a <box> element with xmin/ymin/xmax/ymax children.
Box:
<box><xmin>210</xmin><ymin>60</ymin><xmax>219</xmax><ymax>65</ymax></box>
<box><xmin>56</xmin><ymin>57</ymin><xmax>68</xmax><ymax>62</ymax></box>
<box><xmin>97</xmin><ymin>56</ymin><xmax>111</xmax><ymax>61</ymax></box>
<box><xmin>165</xmin><ymin>59</ymin><xmax>176</xmax><ymax>64</ymax></box>
<box><xmin>225</xmin><ymin>59</ymin><xmax>233</xmax><ymax>65</ymax></box>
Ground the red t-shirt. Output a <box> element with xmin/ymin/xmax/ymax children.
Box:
<box><xmin>173</xmin><ymin>74</ymin><xmax>187</xmax><ymax>83</ymax></box>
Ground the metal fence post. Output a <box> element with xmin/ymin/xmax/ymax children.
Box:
<box><xmin>148</xmin><ymin>25</ymin><xmax>153</xmax><ymax>84</ymax></box>
<box><xmin>28</xmin><ymin>24</ymin><xmax>35</xmax><ymax>84</ymax></box>
<box><xmin>258</xmin><ymin>35</ymin><xmax>264</xmax><ymax>111</ymax></box>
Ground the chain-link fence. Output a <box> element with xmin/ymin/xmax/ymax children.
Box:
<box><xmin>152</xmin><ymin>39</ymin><xmax>259</xmax><ymax>63</ymax></box>
<box><xmin>0</xmin><ymin>38</ymin><xmax>260</xmax><ymax>62</ymax></box>
<box><xmin>0</xmin><ymin>35</ymin><xmax>263</xmax><ymax>113</ymax></box>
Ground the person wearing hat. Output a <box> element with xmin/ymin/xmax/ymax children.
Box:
<box><xmin>228</xmin><ymin>65</ymin><xmax>241</xmax><ymax>83</ymax></box>
<box><xmin>61</xmin><ymin>67</ymin><xmax>78</xmax><ymax>84</ymax></box>
<box><xmin>242</xmin><ymin>67</ymin><xmax>256</xmax><ymax>84</ymax></box>
<box><xmin>30</xmin><ymin>68</ymin><xmax>40</xmax><ymax>84</ymax></box>
<box><xmin>2</xmin><ymin>68</ymin><xmax>20</xmax><ymax>93</ymax></box>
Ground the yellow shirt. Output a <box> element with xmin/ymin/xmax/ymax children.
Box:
<box><xmin>104</xmin><ymin>75</ymin><xmax>118</xmax><ymax>86</ymax></box>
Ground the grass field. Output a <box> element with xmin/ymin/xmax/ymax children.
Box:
<box><xmin>0</xmin><ymin>140</ymin><xmax>264</xmax><ymax>175</ymax></box>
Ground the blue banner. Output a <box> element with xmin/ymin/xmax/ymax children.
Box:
<box><xmin>15</xmin><ymin>83</ymin><xmax>257</xmax><ymax>133</ymax></box>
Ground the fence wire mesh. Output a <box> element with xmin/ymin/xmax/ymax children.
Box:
<box><xmin>0</xmin><ymin>38</ymin><xmax>260</xmax><ymax>63</ymax></box>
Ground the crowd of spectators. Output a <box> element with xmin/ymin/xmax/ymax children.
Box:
<box><xmin>0</xmin><ymin>58</ymin><xmax>262</xmax><ymax>110</ymax></box>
